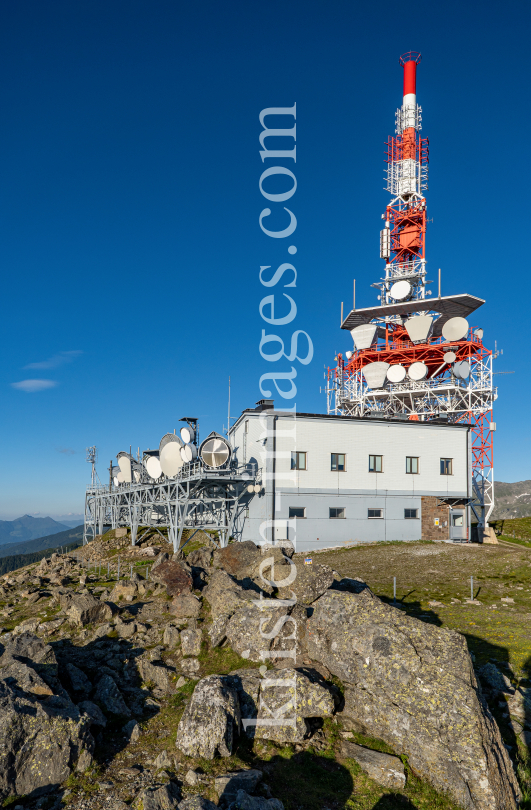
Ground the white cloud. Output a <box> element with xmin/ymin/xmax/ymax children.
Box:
<box><xmin>24</xmin><ymin>350</ymin><xmax>82</xmax><ymax>370</ymax></box>
<box><xmin>11</xmin><ymin>379</ymin><xmax>57</xmax><ymax>393</ymax></box>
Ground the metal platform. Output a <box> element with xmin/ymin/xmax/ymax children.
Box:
<box><xmin>341</xmin><ymin>293</ymin><xmax>485</xmax><ymax>331</ymax></box>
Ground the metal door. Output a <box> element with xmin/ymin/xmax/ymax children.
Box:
<box><xmin>450</xmin><ymin>510</ymin><xmax>466</xmax><ymax>541</ymax></box>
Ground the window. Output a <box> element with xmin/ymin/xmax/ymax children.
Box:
<box><xmin>331</xmin><ymin>453</ymin><xmax>346</xmax><ymax>472</ymax></box>
<box><xmin>404</xmin><ymin>508</ymin><xmax>418</xmax><ymax>519</ymax></box>
<box><xmin>406</xmin><ymin>456</ymin><xmax>419</xmax><ymax>474</ymax></box>
<box><xmin>452</xmin><ymin>514</ymin><xmax>464</xmax><ymax>527</ymax></box>
<box><xmin>329</xmin><ymin>507</ymin><xmax>345</xmax><ymax>519</ymax></box>
<box><xmin>289</xmin><ymin>507</ymin><xmax>305</xmax><ymax>519</ymax></box>
<box><xmin>291</xmin><ymin>451</ymin><xmax>307</xmax><ymax>470</ymax></box>
<box><xmin>368</xmin><ymin>508</ymin><xmax>383</xmax><ymax>519</ymax></box>
<box><xmin>440</xmin><ymin>458</ymin><xmax>453</xmax><ymax>475</ymax></box>
<box><xmin>369</xmin><ymin>455</ymin><xmax>383</xmax><ymax>472</ymax></box>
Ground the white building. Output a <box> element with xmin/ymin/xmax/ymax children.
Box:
<box><xmin>229</xmin><ymin>400</ymin><xmax>471</xmax><ymax>552</ymax></box>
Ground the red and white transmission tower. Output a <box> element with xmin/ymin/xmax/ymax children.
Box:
<box><xmin>327</xmin><ymin>52</ymin><xmax>497</xmax><ymax>535</ymax></box>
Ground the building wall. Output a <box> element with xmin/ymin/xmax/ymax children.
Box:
<box><xmin>230</xmin><ymin>411</ymin><xmax>469</xmax><ymax>552</ymax></box>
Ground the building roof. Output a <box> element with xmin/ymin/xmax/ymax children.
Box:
<box><xmin>230</xmin><ymin>409</ymin><xmax>470</xmax><ymax>432</ymax></box>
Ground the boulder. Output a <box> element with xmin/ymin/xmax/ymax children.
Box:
<box><xmin>180</xmin><ymin>658</ymin><xmax>200</xmax><ymax>677</ymax></box>
<box><xmin>187</xmin><ymin>547</ymin><xmax>214</xmax><ymax>569</ymax></box>
<box><xmin>65</xmin><ymin>663</ymin><xmax>92</xmax><ymax>698</ymax></box>
<box><xmin>208</xmin><ymin>614</ymin><xmax>232</xmax><ymax>647</ymax></box>
<box><xmin>94</xmin><ymin>674</ymin><xmax>131</xmax><ymax>718</ymax></box>
<box><xmin>181</xmin><ymin>627</ymin><xmax>202</xmax><ymax>657</ymax></box>
<box><xmin>0</xmin><ymin>633</ymin><xmax>61</xmax><ymax>693</ymax></box>
<box><xmin>307</xmin><ymin>588</ymin><xmax>520</xmax><ymax>810</ymax></box>
<box><xmin>230</xmin><ymin>791</ymin><xmax>283</xmax><ymax>810</ymax></box>
<box><xmin>116</xmin><ymin>619</ymin><xmax>136</xmax><ymax>639</ymax></box>
<box><xmin>0</xmin><ymin>657</ymin><xmax>54</xmax><ymax>697</ymax></box>
<box><xmin>506</xmin><ymin>686</ymin><xmax>531</xmax><ymax>725</ymax></box>
<box><xmin>225</xmin><ymin>603</ymin><xmax>288</xmax><ymax>662</ymax></box>
<box><xmin>60</xmin><ymin>593</ymin><xmax>114</xmax><ymax>627</ymax></box>
<box><xmin>170</xmin><ymin>594</ymin><xmax>202</xmax><ymax>619</ymax></box>
<box><xmin>109</xmin><ymin>581</ymin><xmax>138</xmax><ymax>602</ymax></box>
<box><xmin>138</xmin><ymin>659</ymin><xmax>176</xmax><ymax>694</ymax></box>
<box><xmin>133</xmin><ymin>783</ymin><xmax>181</xmax><ymax>810</ymax></box>
<box><xmin>477</xmin><ymin>663</ymin><xmax>514</xmax><ymax>695</ymax></box>
<box><xmin>78</xmin><ymin>700</ymin><xmax>107</xmax><ymax>728</ymax></box>
<box><xmin>163</xmin><ymin>625</ymin><xmax>181</xmax><ymax>648</ymax></box>
<box><xmin>213</xmin><ymin>541</ymin><xmax>260</xmax><ymax>579</ymax></box>
<box><xmin>339</xmin><ymin>740</ymin><xmax>405</xmax><ymax>789</ymax></box>
<box><xmin>178</xmin><ymin>798</ymin><xmax>218</xmax><ymax>810</ymax></box>
<box><xmin>150</xmin><ymin>561</ymin><xmax>192</xmax><ymax>597</ymax></box>
<box><xmin>175</xmin><ymin>675</ymin><xmax>240</xmax><ymax>758</ymax></box>
<box><xmin>0</xmin><ymin>679</ymin><xmax>94</xmax><ymax>802</ymax></box>
<box><xmin>276</xmin><ymin>562</ymin><xmax>335</xmax><ymax>605</ymax></box>
<box><xmin>123</xmin><ymin>719</ymin><xmax>140</xmax><ymax>742</ymax></box>
<box><xmin>214</xmin><ymin>770</ymin><xmax>263</xmax><ymax>803</ymax></box>
<box><xmin>203</xmin><ymin>570</ymin><xmax>253</xmax><ymax>618</ymax></box>
<box><xmin>226</xmin><ymin>669</ymin><xmax>261</xmax><ymax>730</ymax></box>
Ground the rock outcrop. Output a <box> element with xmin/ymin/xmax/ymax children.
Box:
<box><xmin>175</xmin><ymin>675</ymin><xmax>241</xmax><ymax>758</ymax></box>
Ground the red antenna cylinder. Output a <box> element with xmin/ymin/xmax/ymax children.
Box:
<box><xmin>399</xmin><ymin>51</ymin><xmax>422</xmax><ymax>100</ymax></box>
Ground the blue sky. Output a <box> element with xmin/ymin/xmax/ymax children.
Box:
<box><xmin>0</xmin><ymin>0</ymin><xmax>529</xmax><ymax>519</ymax></box>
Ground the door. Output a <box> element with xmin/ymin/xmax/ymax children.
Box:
<box><xmin>450</xmin><ymin>510</ymin><xmax>466</xmax><ymax>541</ymax></box>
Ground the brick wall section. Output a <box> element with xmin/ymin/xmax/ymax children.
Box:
<box><xmin>421</xmin><ymin>497</ymin><xmax>468</xmax><ymax>541</ymax></box>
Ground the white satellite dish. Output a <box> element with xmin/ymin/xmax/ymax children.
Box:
<box><xmin>389</xmin><ymin>280</ymin><xmax>411</xmax><ymax>301</ymax></box>
<box><xmin>117</xmin><ymin>452</ymin><xmax>133</xmax><ymax>484</ymax></box>
<box><xmin>116</xmin><ymin>471</ymin><xmax>125</xmax><ymax>484</ymax></box>
<box><xmin>350</xmin><ymin>323</ymin><xmax>377</xmax><ymax>350</ymax></box>
<box><xmin>362</xmin><ymin>362</ymin><xmax>390</xmax><ymax>389</ymax></box>
<box><xmin>247</xmin><ymin>484</ymin><xmax>254</xmax><ymax>493</ymax></box>
<box><xmin>159</xmin><ymin>433</ymin><xmax>184</xmax><ymax>477</ymax></box>
<box><xmin>453</xmin><ymin>360</ymin><xmax>471</xmax><ymax>379</ymax></box>
<box><xmin>442</xmin><ymin>316</ymin><xmax>469</xmax><ymax>341</ymax></box>
<box><xmin>180</xmin><ymin>425</ymin><xmax>196</xmax><ymax>444</ymax></box>
<box><xmin>253</xmin><ymin>484</ymin><xmax>261</xmax><ymax>493</ymax></box>
<box><xmin>180</xmin><ymin>443</ymin><xmax>198</xmax><ymax>463</ymax></box>
<box><xmin>200</xmin><ymin>433</ymin><xmax>232</xmax><ymax>468</ymax></box>
<box><xmin>474</xmin><ymin>328</ymin><xmax>484</xmax><ymax>340</ymax></box>
<box><xmin>387</xmin><ymin>364</ymin><xmax>406</xmax><ymax>383</ymax></box>
<box><xmin>408</xmin><ymin>362</ymin><xmax>428</xmax><ymax>381</ymax></box>
<box><xmin>345</xmin><ymin>351</ymin><xmax>353</xmax><ymax>360</ymax></box>
<box><xmin>405</xmin><ymin>315</ymin><xmax>433</xmax><ymax>343</ymax></box>
<box><xmin>145</xmin><ymin>455</ymin><xmax>162</xmax><ymax>480</ymax></box>
<box><xmin>113</xmin><ymin>476</ymin><xmax>120</xmax><ymax>486</ymax></box>
<box><xmin>443</xmin><ymin>351</ymin><xmax>456</xmax><ymax>363</ymax></box>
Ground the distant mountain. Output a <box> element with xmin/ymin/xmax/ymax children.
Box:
<box><xmin>0</xmin><ymin>515</ymin><xmax>70</xmax><ymax>546</ymax></box>
<box><xmin>0</xmin><ymin>525</ymin><xmax>84</xmax><ymax>559</ymax></box>
<box><xmin>491</xmin><ymin>481</ymin><xmax>531</xmax><ymax>519</ymax></box>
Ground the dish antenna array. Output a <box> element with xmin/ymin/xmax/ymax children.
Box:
<box><xmin>326</xmin><ymin>53</ymin><xmax>497</xmax><ymax>536</ymax></box>
<box><xmin>84</xmin><ymin>418</ymin><xmax>257</xmax><ymax>551</ymax></box>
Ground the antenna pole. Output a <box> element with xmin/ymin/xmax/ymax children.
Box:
<box><xmin>227</xmin><ymin>376</ymin><xmax>231</xmax><ymax>436</ymax></box>
<box><xmin>353</xmin><ymin>280</ymin><xmax>356</xmax><ymax>311</ymax></box>
<box><xmin>109</xmin><ymin>460</ymin><xmax>112</xmax><ymax>492</ymax></box>
<box><xmin>438</xmin><ymin>268</ymin><xmax>441</xmax><ymax>298</ymax></box>
<box><xmin>340</xmin><ymin>302</ymin><xmax>343</xmax><ymax>326</ymax></box>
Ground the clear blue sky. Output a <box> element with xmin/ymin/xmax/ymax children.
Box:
<box><xmin>0</xmin><ymin>0</ymin><xmax>528</xmax><ymax>519</ymax></box>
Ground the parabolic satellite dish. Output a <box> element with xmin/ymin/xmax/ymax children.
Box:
<box><xmin>442</xmin><ymin>316</ymin><xmax>469</xmax><ymax>341</ymax></box>
<box><xmin>145</xmin><ymin>456</ymin><xmax>162</xmax><ymax>480</ymax></box>
<box><xmin>350</xmin><ymin>323</ymin><xmax>377</xmax><ymax>350</ymax></box>
<box><xmin>387</xmin><ymin>364</ymin><xmax>406</xmax><ymax>383</ymax></box>
<box><xmin>117</xmin><ymin>452</ymin><xmax>133</xmax><ymax>483</ymax></box>
<box><xmin>453</xmin><ymin>360</ymin><xmax>471</xmax><ymax>379</ymax></box>
<box><xmin>474</xmin><ymin>328</ymin><xmax>484</xmax><ymax>340</ymax></box>
<box><xmin>200</xmin><ymin>433</ymin><xmax>232</xmax><ymax>468</ymax></box>
<box><xmin>389</xmin><ymin>280</ymin><xmax>412</xmax><ymax>301</ymax></box>
<box><xmin>408</xmin><ymin>362</ymin><xmax>428</xmax><ymax>381</ymax></box>
<box><xmin>404</xmin><ymin>315</ymin><xmax>433</xmax><ymax>343</ymax></box>
<box><xmin>116</xmin><ymin>471</ymin><xmax>125</xmax><ymax>484</ymax></box>
<box><xmin>180</xmin><ymin>425</ymin><xmax>195</xmax><ymax>444</ymax></box>
<box><xmin>443</xmin><ymin>351</ymin><xmax>456</xmax><ymax>364</ymax></box>
<box><xmin>159</xmin><ymin>433</ymin><xmax>184</xmax><ymax>477</ymax></box>
<box><xmin>362</xmin><ymin>362</ymin><xmax>390</xmax><ymax>389</ymax></box>
<box><xmin>180</xmin><ymin>443</ymin><xmax>198</xmax><ymax>463</ymax></box>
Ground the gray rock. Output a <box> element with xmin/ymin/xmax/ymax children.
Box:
<box><xmin>154</xmin><ymin>750</ymin><xmax>173</xmax><ymax>770</ymax></box>
<box><xmin>79</xmin><ymin>700</ymin><xmax>107</xmax><ymax>728</ymax></box>
<box><xmin>59</xmin><ymin>593</ymin><xmax>114</xmax><ymax>627</ymax></box>
<box><xmin>226</xmin><ymin>669</ymin><xmax>261</xmax><ymax>729</ymax></box>
<box><xmin>178</xmin><ymin>798</ymin><xmax>218</xmax><ymax>810</ymax></box>
<box><xmin>175</xmin><ymin>675</ymin><xmax>240</xmax><ymax>758</ymax></box>
<box><xmin>133</xmin><ymin>782</ymin><xmax>181</xmax><ymax>810</ymax></box>
<box><xmin>123</xmin><ymin>719</ymin><xmax>140</xmax><ymax>742</ymax></box>
<box><xmin>138</xmin><ymin>658</ymin><xmax>176</xmax><ymax>694</ymax></box>
<box><xmin>225</xmin><ymin>604</ymin><xmax>288</xmax><ymax>663</ymax></box>
<box><xmin>230</xmin><ymin>791</ymin><xmax>283</xmax><ymax>810</ymax></box>
<box><xmin>163</xmin><ymin>625</ymin><xmax>181</xmax><ymax>648</ymax></box>
<box><xmin>340</xmin><ymin>740</ymin><xmax>405</xmax><ymax>788</ymax></box>
<box><xmin>214</xmin><ymin>770</ymin><xmax>262</xmax><ymax>803</ymax></box>
<box><xmin>0</xmin><ymin>657</ymin><xmax>54</xmax><ymax>697</ymax></box>
<box><xmin>181</xmin><ymin>627</ymin><xmax>202</xmax><ymax>657</ymax></box>
<box><xmin>150</xmin><ymin>560</ymin><xmax>192</xmax><ymax>597</ymax></box>
<box><xmin>203</xmin><ymin>570</ymin><xmax>253</xmax><ymax>618</ymax></box>
<box><xmin>187</xmin><ymin>548</ymin><xmax>214</xmax><ymax>569</ymax></box>
<box><xmin>0</xmin><ymin>678</ymin><xmax>94</xmax><ymax>802</ymax></box>
<box><xmin>184</xmin><ymin>769</ymin><xmax>200</xmax><ymax>785</ymax></box>
<box><xmin>180</xmin><ymin>658</ymin><xmax>200</xmax><ymax>677</ymax></box>
<box><xmin>208</xmin><ymin>614</ymin><xmax>232</xmax><ymax>647</ymax></box>
<box><xmin>94</xmin><ymin>674</ymin><xmax>131</xmax><ymax>718</ymax></box>
<box><xmin>213</xmin><ymin>541</ymin><xmax>260</xmax><ymax>579</ymax></box>
<box><xmin>477</xmin><ymin>663</ymin><xmax>514</xmax><ymax>695</ymax></box>
<box><xmin>170</xmin><ymin>593</ymin><xmax>202</xmax><ymax>619</ymax></box>
<box><xmin>276</xmin><ymin>562</ymin><xmax>335</xmax><ymax>605</ymax></box>
<box><xmin>65</xmin><ymin>663</ymin><xmax>92</xmax><ymax>697</ymax></box>
<box><xmin>307</xmin><ymin>588</ymin><xmax>520</xmax><ymax>810</ymax></box>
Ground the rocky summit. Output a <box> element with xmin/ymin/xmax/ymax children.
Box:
<box><xmin>0</xmin><ymin>530</ymin><xmax>523</xmax><ymax>810</ymax></box>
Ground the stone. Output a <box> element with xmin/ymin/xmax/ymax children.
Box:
<box><xmin>150</xmin><ymin>561</ymin><xmax>192</xmax><ymax>597</ymax></box>
<box><xmin>139</xmin><ymin>546</ymin><xmax>161</xmax><ymax>557</ymax></box>
<box><xmin>175</xmin><ymin>675</ymin><xmax>240</xmax><ymax>758</ymax></box>
<box><xmin>180</xmin><ymin>658</ymin><xmax>200</xmax><ymax>677</ymax></box>
<box><xmin>181</xmin><ymin>627</ymin><xmax>202</xmax><ymax>657</ymax></box>
<box><xmin>0</xmin><ymin>678</ymin><xmax>94</xmax><ymax>801</ymax></box>
<box><xmin>14</xmin><ymin>617</ymin><xmax>40</xmax><ymax>634</ymax></box>
<box><xmin>133</xmin><ymin>783</ymin><xmax>181</xmax><ymax>810</ymax></box>
<box><xmin>307</xmin><ymin>588</ymin><xmax>520</xmax><ymax>810</ymax></box>
<box><xmin>170</xmin><ymin>594</ymin><xmax>202</xmax><ymax>619</ymax></box>
<box><xmin>506</xmin><ymin>687</ymin><xmax>531</xmax><ymax>724</ymax></box>
<box><xmin>208</xmin><ymin>614</ymin><xmax>232</xmax><ymax>647</ymax></box>
<box><xmin>254</xmin><ymin>668</ymin><xmax>334</xmax><ymax>743</ymax></box>
<box><xmin>138</xmin><ymin>659</ymin><xmax>176</xmax><ymax>694</ymax></box>
<box><xmin>184</xmin><ymin>769</ymin><xmax>200</xmax><ymax>786</ymax></box>
<box><xmin>214</xmin><ymin>770</ymin><xmax>263</xmax><ymax>803</ymax></box>
<box><xmin>79</xmin><ymin>700</ymin><xmax>107</xmax><ymax>728</ymax></box>
<box><xmin>109</xmin><ymin>581</ymin><xmax>138</xmax><ymax>602</ymax></box>
<box><xmin>477</xmin><ymin>663</ymin><xmax>514</xmax><ymax>695</ymax></box>
<box><xmin>94</xmin><ymin>674</ymin><xmax>131</xmax><ymax>718</ymax></box>
<box><xmin>339</xmin><ymin>740</ymin><xmax>405</xmax><ymax>789</ymax></box>
<box><xmin>203</xmin><ymin>570</ymin><xmax>253</xmax><ymax>618</ymax></box>
<box><xmin>213</xmin><ymin>541</ymin><xmax>260</xmax><ymax>578</ymax></box>
<box><xmin>60</xmin><ymin>593</ymin><xmax>114</xmax><ymax>627</ymax></box>
<box><xmin>123</xmin><ymin>719</ymin><xmax>140</xmax><ymax>742</ymax></box>
<box><xmin>116</xmin><ymin>620</ymin><xmax>136</xmax><ymax>639</ymax></box>
<box><xmin>65</xmin><ymin>663</ymin><xmax>92</xmax><ymax>698</ymax></box>
<box><xmin>76</xmin><ymin>747</ymin><xmax>93</xmax><ymax>772</ymax></box>
<box><xmin>187</xmin><ymin>547</ymin><xmax>214</xmax><ymax>568</ymax></box>
<box><xmin>226</xmin><ymin>669</ymin><xmax>262</xmax><ymax>731</ymax></box>
<box><xmin>0</xmin><ymin>657</ymin><xmax>54</xmax><ymax>697</ymax></box>
<box><xmin>178</xmin><ymin>798</ymin><xmax>218</xmax><ymax>810</ymax></box>
<box><xmin>225</xmin><ymin>603</ymin><xmax>288</xmax><ymax>663</ymax></box>
<box><xmin>501</xmin><ymin>597</ymin><xmax>515</xmax><ymax>603</ymax></box>
<box><xmin>163</xmin><ymin>625</ymin><xmax>181</xmax><ymax>648</ymax></box>
<box><xmin>276</xmin><ymin>562</ymin><xmax>335</xmax><ymax>605</ymax></box>
<box><xmin>93</xmin><ymin>623</ymin><xmax>113</xmax><ymax>638</ymax></box>
<box><xmin>154</xmin><ymin>750</ymin><xmax>173</xmax><ymax>770</ymax></box>
<box><xmin>230</xmin><ymin>791</ymin><xmax>283</xmax><ymax>810</ymax></box>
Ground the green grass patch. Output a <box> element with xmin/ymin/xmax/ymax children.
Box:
<box><xmin>197</xmin><ymin>641</ymin><xmax>261</xmax><ymax>676</ymax></box>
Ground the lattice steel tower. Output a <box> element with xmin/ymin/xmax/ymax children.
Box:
<box><xmin>327</xmin><ymin>52</ymin><xmax>496</xmax><ymax>536</ymax></box>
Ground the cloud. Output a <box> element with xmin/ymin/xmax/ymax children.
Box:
<box><xmin>56</xmin><ymin>447</ymin><xmax>77</xmax><ymax>455</ymax></box>
<box><xmin>24</xmin><ymin>350</ymin><xmax>82</xmax><ymax>370</ymax></box>
<box><xmin>11</xmin><ymin>379</ymin><xmax>57</xmax><ymax>393</ymax></box>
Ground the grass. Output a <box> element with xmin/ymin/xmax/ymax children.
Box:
<box><xmin>491</xmin><ymin>517</ymin><xmax>531</xmax><ymax>540</ymax></box>
<box><xmin>197</xmin><ymin>640</ymin><xmax>261</xmax><ymax>677</ymax></box>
